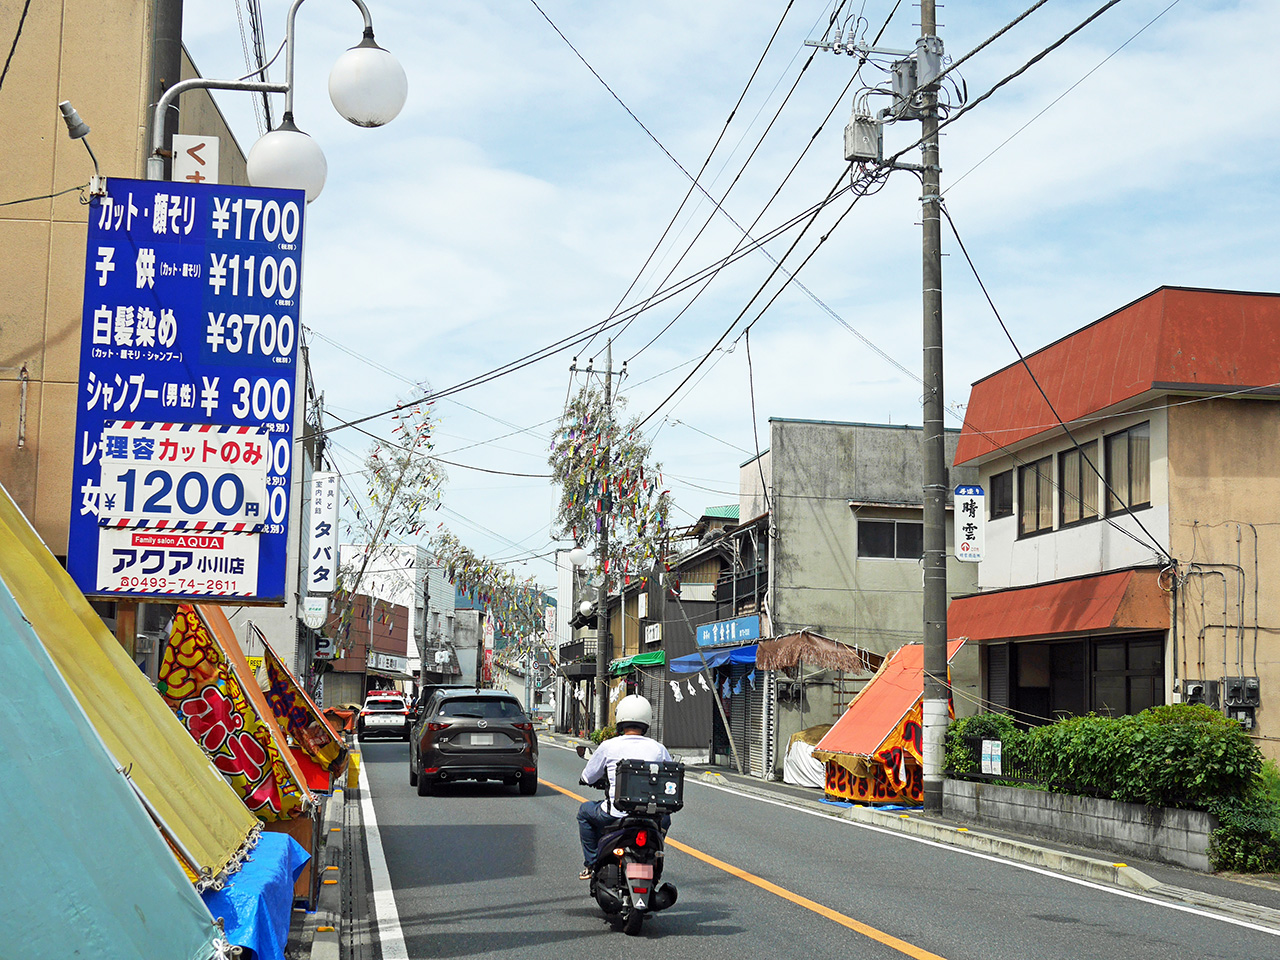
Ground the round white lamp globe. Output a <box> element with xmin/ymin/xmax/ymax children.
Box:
<box><xmin>246</xmin><ymin>118</ymin><xmax>327</xmax><ymax>202</ymax></box>
<box><xmin>329</xmin><ymin>36</ymin><xmax>408</xmax><ymax>128</ymax></box>
<box><xmin>568</xmin><ymin>546</ymin><xmax>591</xmax><ymax>567</ymax></box>
<box><xmin>578</xmin><ymin>601</ymin><xmax>595</xmax><ymax>618</ymax></box>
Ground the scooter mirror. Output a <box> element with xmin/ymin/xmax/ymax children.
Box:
<box><xmin>576</xmin><ymin>744</ymin><xmax>593</xmax><ymax>759</ymax></box>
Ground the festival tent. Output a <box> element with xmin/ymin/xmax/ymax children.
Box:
<box><xmin>812</xmin><ymin>640</ymin><xmax>967</xmax><ymax>805</ymax></box>
<box><xmin>0</xmin><ymin>573</ymin><xmax>229</xmax><ymax>960</ymax></box>
<box><xmin>0</xmin><ymin>483</ymin><xmax>257</xmax><ymax>885</ymax></box>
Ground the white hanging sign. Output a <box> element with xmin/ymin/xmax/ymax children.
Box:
<box><xmin>954</xmin><ymin>484</ymin><xmax>985</xmax><ymax>563</ymax></box>
<box><xmin>308</xmin><ymin>472</ymin><xmax>340</xmax><ymax>593</ymax></box>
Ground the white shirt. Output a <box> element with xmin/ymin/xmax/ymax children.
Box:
<box><xmin>582</xmin><ymin>733</ymin><xmax>674</xmax><ymax>818</ymax></box>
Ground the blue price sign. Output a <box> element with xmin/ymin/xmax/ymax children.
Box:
<box><xmin>67</xmin><ymin>177</ymin><xmax>305</xmax><ymax>603</ymax></box>
<box><xmin>696</xmin><ymin>615</ymin><xmax>761</xmax><ymax>648</ymax></box>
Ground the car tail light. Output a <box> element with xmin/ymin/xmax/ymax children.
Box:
<box><xmin>522</xmin><ymin>766</ymin><xmax>536</xmax><ymax>773</ymax></box>
<box><xmin>513</xmin><ymin>721</ymin><xmax>533</xmax><ymax>731</ymax></box>
<box><xmin>424</xmin><ymin>767</ymin><xmax>439</xmax><ymax>774</ymax></box>
<box><xmin>427</xmin><ymin>721</ymin><xmax>448</xmax><ymax>732</ymax></box>
<box><xmin>635</xmin><ymin>830</ymin><xmax>648</xmax><ymax>847</ymax></box>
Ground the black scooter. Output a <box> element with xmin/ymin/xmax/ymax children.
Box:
<box><xmin>578</xmin><ymin>747</ymin><xmax>683</xmax><ymax>935</ymax></box>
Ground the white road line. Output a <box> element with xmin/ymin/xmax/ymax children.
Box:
<box><xmin>359</xmin><ymin>764</ymin><xmax>409</xmax><ymax>959</ymax></box>
<box><xmin>687</xmin><ymin>774</ymin><xmax>1280</xmax><ymax>938</ymax></box>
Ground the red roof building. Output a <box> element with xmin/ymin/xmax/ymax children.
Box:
<box><xmin>949</xmin><ymin>288</ymin><xmax>1280</xmax><ymax>751</ymax></box>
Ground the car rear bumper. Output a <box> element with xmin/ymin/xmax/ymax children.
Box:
<box><xmin>423</xmin><ymin>754</ymin><xmax>535</xmax><ymax>781</ymax></box>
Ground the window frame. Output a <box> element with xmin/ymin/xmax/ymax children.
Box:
<box><xmin>989</xmin><ymin>469</ymin><xmax>1014</xmax><ymax>520</ymax></box>
<box><xmin>1017</xmin><ymin>455</ymin><xmax>1054</xmax><ymax>538</ymax></box>
<box><xmin>856</xmin><ymin>518</ymin><xmax>925</xmax><ymax>560</ymax></box>
<box><xmin>1104</xmin><ymin>422</ymin><xmax>1151</xmax><ymax>516</ymax></box>
<box><xmin>1058</xmin><ymin>441</ymin><xmax>1099</xmax><ymax>528</ymax></box>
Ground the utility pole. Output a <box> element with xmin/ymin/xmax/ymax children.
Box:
<box><xmin>918</xmin><ymin>0</ymin><xmax>950</xmax><ymax>816</ymax></box>
<box><xmin>594</xmin><ymin>340</ymin><xmax>614</xmax><ymax>731</ymax></box>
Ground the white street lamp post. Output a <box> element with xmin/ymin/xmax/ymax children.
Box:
<box><xmin>146</xmin><ymin>0</ymin><xmax>407</xmax><ymax>199</ymax></box>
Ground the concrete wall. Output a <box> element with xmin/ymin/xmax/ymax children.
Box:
<box><xmin>1168</xmin><ymin>397</ymin><xmax>1280</xmax><ymax>757</ymax></box>
<box><xmin>944</xmin><ymin>779</ymin><xmax>1217</xmax><ymax>871</ymax></box>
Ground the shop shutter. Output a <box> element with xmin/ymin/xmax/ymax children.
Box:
<box><xmin>987</xmin><ymin>643</ymin><xmax>1010</xmax><ymax>711</ymax></box>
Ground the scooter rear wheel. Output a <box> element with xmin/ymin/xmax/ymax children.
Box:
<box><xmin>623</xmin><ymin>909</ymin><xmax>644</xmax><ymax>936</ymax></box>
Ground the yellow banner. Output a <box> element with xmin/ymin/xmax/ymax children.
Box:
<box><xmin>0</xmin><ymin>483</ymin><xmax>257</xmax><ymax>882</ymax></box>
<box><xmin>823</xmin><ymin>703</ymin><xmax>926</xmax><ymax>804</ymax></box>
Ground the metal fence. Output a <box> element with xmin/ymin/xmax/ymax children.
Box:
<box><xmin>945</xmin><ymin>735</ymin><xmax>1057</xmax><ymax>789</ymax></box>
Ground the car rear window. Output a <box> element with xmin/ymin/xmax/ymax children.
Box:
<box><xmin>365</xmin><ymin>698</ymin><xmax>405</xmax><ymax>711</ymax></box>
<box><xmin>438</xmin><ymin>698</ymin><xmax>525</xmax><ymax>720</ymax></box>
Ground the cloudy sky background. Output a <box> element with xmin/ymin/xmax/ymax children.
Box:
<box><xmin>182</xmin><ymin>0</ymin><xmax>1280</xmax><ymax>596</ymax></box>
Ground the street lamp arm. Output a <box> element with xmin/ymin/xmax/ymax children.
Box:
<box><xmin>285</xmin><ymin>0</ymin><xmax>377</xmax><ymax>118</ymax></box>
<box><xmin>147</xmin><ymin>78</ymin><xmax>288</xmax><ymax>180</ymax></box>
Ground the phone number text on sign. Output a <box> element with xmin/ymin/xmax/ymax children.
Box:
<box><xmin>96</xmin><ymin>528</ymin><xmax>259</xmax><ymax>597</ymax></box>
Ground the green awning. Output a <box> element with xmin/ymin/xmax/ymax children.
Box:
<box><xmin>608</xmin><ymin>650</ymin><xmax>666</xmax><ymax>675</ymax></box>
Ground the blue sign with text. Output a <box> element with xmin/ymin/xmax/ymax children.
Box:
<box><xmin>696</xmin><ymin>615</ymin><xmax>761</xmax><ymax>648</ymax></box>
<box><xmin>67</xmin><ymin>177</ymin><xmax>305</xmax><ymax>604</ymax></box>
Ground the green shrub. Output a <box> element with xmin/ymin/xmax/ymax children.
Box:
<box><xmin>945</xmin><ymin>713</ymin><xmax>1020</xmax><ymax>776</ymax></box>
<box><xmin>1209</xmin><ymin>790</ymin><xmax>1280</xmax><ymax>872</ymax></box>
<box><xmin>589</xmin><ymin>725</ymin><xmax>616</xmax><ymax>745</ymax></box>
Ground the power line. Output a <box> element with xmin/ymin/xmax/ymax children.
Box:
<box><xmin>0</xmin><ymin>0</ymin><xmax>31</xmax><ymax>94</ymax></box>
<box><xmin>939</xmin><ymin>201</ymin><xmax>1170</xmax><ymax>561</ymax></box>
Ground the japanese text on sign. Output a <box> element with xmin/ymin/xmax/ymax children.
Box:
<box><xmin>954</xmin><ymin>485</ymin><xmax>985</xmax><ymax>563</ymax></box>
<box><xmin>68</xmin><ymin>178</ymin><xmax>305</xmax><ymax>604</ymax></box>
<box><xmin>309</xmin><ymin>472</ymin><xmax>340</xmax><ymax>594</ymax></box>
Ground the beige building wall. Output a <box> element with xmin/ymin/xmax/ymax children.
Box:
<box><xmin>1168</xmin><ymin>397</ymin><xmax>1280</xmax><ymax>759</ymax></box>
<box><xmin>1</xmin><ymin>0</ymin><xmax>247</xmax><ymax>558</ymax></box>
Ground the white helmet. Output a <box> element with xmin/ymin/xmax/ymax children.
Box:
<box><xmin>615</xmin><ymin>694</ymin><xmax>653</xmax><ymax>733</ymax></box>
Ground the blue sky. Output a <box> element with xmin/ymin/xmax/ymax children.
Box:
<box><xmin>182</xmin><ymin>0</ymin><xmax>1280</xmax><ymax>595</ymax></box>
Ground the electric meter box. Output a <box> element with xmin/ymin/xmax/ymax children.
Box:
<box><xmin>614</xmin><ymin>759</ymin><xmax>685</xmax><ymax>814</ymax></box>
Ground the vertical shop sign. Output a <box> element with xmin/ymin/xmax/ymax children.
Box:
<box><xmin>68</xmin><ymin>177</ymin><xmax>305</xmax><ymax>603</ymax></box>
<box><xmin>309</xmin><ymin>472</ymin><xmax>340</xmax><ymax>593</ymax></box>
<box><xmin>954</xmin><ymin>485</ymin><xmax>985</xmax><ymax>563</ymax></box>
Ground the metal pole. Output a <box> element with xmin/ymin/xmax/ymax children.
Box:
<box><xmin>474</xmin><ymin>610</ymin><xmax>485</xmax><ymax>692</ymax></box>
<box><xmin>594</xmin><ymin>340</ymin><xmax>613</xmax><ymax>730</ymax></box>
<box><xmin>919</xmin><ymin>0</ymin><xmax>950</xmax><ymax>815</ymax></box>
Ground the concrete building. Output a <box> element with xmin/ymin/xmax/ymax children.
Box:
<box><xmin>339</xmin><ymin>543</ymin><xmax>459</xmax><ymax>693</ymax></box>
<box><xmin>949</xmin><ymin>286</ymin><xmax>1280</xmax><ymax>758</ymax></box>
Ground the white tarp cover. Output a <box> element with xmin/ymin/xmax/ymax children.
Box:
<box><xmin>0</xmin><ymin>575</ymin><xmax>221</xmax><ymax>960</ymax></box>
<box><xmin>783</xmin><ymin>739</ymin><xmax>826</xmax><ymax>788</ymax></box>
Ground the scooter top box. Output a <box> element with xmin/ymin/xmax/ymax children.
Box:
<box><xmin>614</xmin><ymin>758</ymin><xmax>685</xmax><ymax>814</ymax></box>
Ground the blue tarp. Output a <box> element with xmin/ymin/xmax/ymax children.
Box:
<box><xmin>0</xmin><ymin>574</ymin><xmax>222</xmax><ymax>960</ymax></box>
<box><xmin>668</xmin><ymin>644</ymin><xmax>758</xmax><ymax>674</ymax></box>
<box><xmin>202</xmin><ymin>832</ymin><xmax>309</xmax><ymax>960</ymax></box>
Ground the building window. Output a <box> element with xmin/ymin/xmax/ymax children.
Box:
<box><xmin>1105</xmin><ymin>422</ymin><xmax>1150</xmax><ymax>514</ymax></box>
<box><xmin>1092</xmin><ymin>638</ymin><xmax>1163</xmax><ymax>716</ymax></box>
<box><xmin>1059</xmin><ymin>441</ymin><xmax>1099</xmax><ymax>527</ymax></box>
<box><xmin>1018</xmin><ymin>456</ymin><xmax>1053</xmax><ymax>536</ymax></box>
<box><xmin>990</xmin><ymin>470</ymin><xmax>1013</xmax><ymax>520</ymax></box>
<box><xmin>857</xmin><ymin>519</ymin><xmax>923</xmax><ymax>559</ymax></box>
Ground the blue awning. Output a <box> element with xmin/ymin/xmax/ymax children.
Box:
<box><xmin>668</xmin><ymin>644</ymin><xmax>757</xmax><ymax>674</ymax></box>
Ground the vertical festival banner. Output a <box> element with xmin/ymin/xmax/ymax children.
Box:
<box><xmin>159</xmin><ymin>606</ymin><xmax>310</xmax><ymax>819</ymax></box>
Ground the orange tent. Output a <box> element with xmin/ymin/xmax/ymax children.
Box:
<box><xmin>812</xmin><ymin>640</ymin><xmax>966</xmax><ymax>805</ymax></box>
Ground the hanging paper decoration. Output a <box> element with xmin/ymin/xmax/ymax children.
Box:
<box><xmin>721</xmin><ymin>678</ymin><xmax>731</xmax><ymax>698</ymax></box>
<box><xmin>748</xmin><ymin>670</ymin><xmax>757</xmax><ymax>691</ymax></box>
<box><xmin>686</xmin><ymin>679</ymin><xmax>696</xmax><ymax>696</ymax></box>
<box><xmin>733</xmin><ymin>678</ymin><xmax>743</xmax><ymax>695</ymax></box>
<box><xmin>697</xmin><ymin>674</ymin><xmax>711</xmax><ymax>692</ymax></box>
<box><xmin>669</xmin><ymin>680</ymin><xmax>683</xmax><ymax>702</ymax></box>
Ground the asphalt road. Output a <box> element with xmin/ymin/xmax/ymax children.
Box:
<box><xmin>358</xmin><ymin>737</ymin><xmax>1280</xmax><ymax>959</ymax></box>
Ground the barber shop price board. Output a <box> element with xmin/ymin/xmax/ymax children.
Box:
<box><xmin>67</xmin><ymin>177</ymin><xmax>305</xmax><ymax>603</ymax></box>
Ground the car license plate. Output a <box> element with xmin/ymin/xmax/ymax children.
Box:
<box><xmin>470</xmin><ymin>732</ymin><xmax>494</xmax><ymax>746</ymax></box>
<box><xmin>370</xmin><ymin>716</ymin><xmax>399</xmax><ymax>725</ymax></box>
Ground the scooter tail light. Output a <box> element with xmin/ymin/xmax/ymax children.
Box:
<box><xmin>635</xmin><ymin>830</ymin><xmax>648</xmax><ymax>847</ymax></box>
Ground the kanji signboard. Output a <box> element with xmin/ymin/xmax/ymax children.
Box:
<box><xmin>696</xmin><ymin>614</ymin><xmax>760</xmax><ymax>648</ymax></box>
<box><xmin>954</xmin><ymin>484</ymin><xmax>985</xmax><ymax>563</ymax></box>
<box><xmin>68</xmin><ymin>177</ymin><xmax>305</xmax><ymax>603</ymax></box>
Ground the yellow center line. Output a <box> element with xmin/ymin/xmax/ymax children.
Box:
<box><xmin>539</xmin><ymin>779</ymin><xmax>948</xmax><ymax>960</ymax></box>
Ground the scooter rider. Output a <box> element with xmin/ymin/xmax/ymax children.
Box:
<box><xmin>577</xmin><ymin>694</ymin><xmax>672</xmax><ymax>879</ymax></box>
